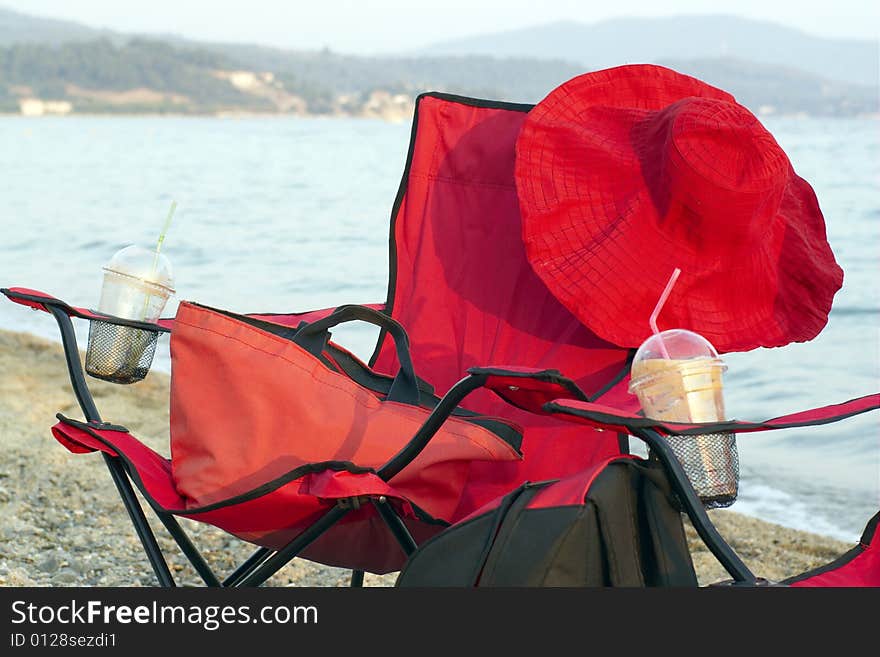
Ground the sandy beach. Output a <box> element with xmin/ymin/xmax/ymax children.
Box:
<box><xmin>0</xmin><ymin>328</ymin><xmax>853</xmax><ymax>587</ymax></box>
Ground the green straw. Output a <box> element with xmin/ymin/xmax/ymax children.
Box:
<box><xmin>152</xmin><ymin>200</ymin><xmax>177</xmax><ymax>274</ymax></box>
<box><xmin>139</xmin><ymin>200</ymin><xmax>177</xmax><ymax>320</ymax></box>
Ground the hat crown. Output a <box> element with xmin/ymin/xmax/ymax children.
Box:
<box><xmin>650</xmin><ymin>98</ymin><xmax>790</xmax><ymax>251</ymax></box>
<box><xmin>669</xmin><ymin>98</ymin><xmax>788</xmax><ymax>193</ymax></box>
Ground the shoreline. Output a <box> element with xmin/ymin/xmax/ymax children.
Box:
<box><xmin>0</xmin><ymin>328</ymin><xmax>854</xmax><ymax>586</ymax></box>
<box><xmin>0</xmin><ymin>111</ymin><xmax>408</xmax><ymax>122</ymax></box>
<box><xmin>2</xmin><ymin>111</ymin><xmax>878</xmax><ymax>121</ymax></box>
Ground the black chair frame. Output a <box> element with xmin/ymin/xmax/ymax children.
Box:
<box><xmin>42</xmin><ymin>301</ymin><xmax>757</xmax><ymax>587</ymax></box>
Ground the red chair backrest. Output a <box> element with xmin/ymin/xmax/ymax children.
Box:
<box><xmin>371</xmin><ymin>93</ymin><xmax>638</xmax><ymax>511</ymax></box>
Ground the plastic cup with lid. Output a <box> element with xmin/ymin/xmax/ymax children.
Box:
<box><xmin>628</xmin><ymin>329</ymin><xmax>727</xmax><ymax>423</ymax></box>
<box><xmin>85</xmin><ymin>245</ymin><xmax>175</xmax><ymax>383</ymax></box>
<box><xmin>628</xmin><ymin>328</ymin><xmax>738</xmax><ymax>507</ymax></box>
<box><xmin>96</xmin><ymin>244</ymin><xmax>175</xmax><ymax>321</ymax></box>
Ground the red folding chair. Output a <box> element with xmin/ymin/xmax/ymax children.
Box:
<box><xmin>4</xmin><ymin>92</ymin><xmax>877</xmax><ymax>587</ymax></box>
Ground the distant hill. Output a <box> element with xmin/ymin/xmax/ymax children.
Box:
<box><xmin>0</xmin><ymin>38</ymin><xmax>583</xmax><ymax>117</ymax></box>
<box><xmin>210</xmin><ymin>44</ymin><xmax>876</xmax><ymax>116</ymax></box>
<box><xmin>213</xmin><ymin>44</ymin><xmax>583</xmax><ymax>101</ymax></box>
<box><xmin>0</xmin><ymin>39</ymin><xmax>271</xmax><ymax>115</ymax></box>
<box><xmin>656</xmin><ymin>57</ymin><xmax>877</xmax><ymax>116</ymax></box>
<box><xmin>0</xmin><ymin>6</ymin><xmax>115</xmax><ymax>45</ymax></box>
<box><xmin>0</xmin><ymin>7</ymin><xmax>875</xmax><ymax>118</ymax></box>
<box><xmin>422</xmin><ymin>15</ymin><xmax>879</xmax><ymax>87</ymax></box>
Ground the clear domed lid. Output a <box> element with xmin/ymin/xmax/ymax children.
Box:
<box><xmin>633</xmin><ymin>328</ymin><xmax>720</xmax><ymax>364</ymax></box>
<box><xmin>629</xmin><ymin>329</ymin><xmax>726</xmax><ymax>393</ymax></box>
<box><xmin>104</xmin><ymin>244</ymin><xmax>174</xmax><ymax>292</ymax></box>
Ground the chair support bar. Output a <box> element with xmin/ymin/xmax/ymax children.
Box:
<box><xmin>632</xmin><ymin>427</ymin><xmax>756</xmax><ymax>584</ymax></box>
<box><xmin>222</xmin><ymin>548</ymin><xmax>275</xmax><ymax>587</ymax></box>
<box><xmin>372</xmin><ymin>497</ymin><xmax>418</xmax><ymax>555</ymax></box>
<box><xmin>48</xmin><ymin>305</ymin><xmax>101</xmax><ymax>423</ymax></box>
<box><xmin>235</xmin><ymin>505</ymin><xmax>351</xmax><ymax>587</ymax></box>
<box><xmin>154</xmin><ymin>512</ymin><xmax>222</xmax><ymax>586</ymax></box>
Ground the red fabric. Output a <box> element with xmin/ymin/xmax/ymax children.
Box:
<box><xmin>372</xmin><ymin>94</ymin><xmax>637</xmax><ymax>515</ymax></box>
<box><xmin>51</xmin><ymin>420</ymin><xmax>186</xmax><ymax>510</ymax></box>
<box><xmin>167</xmin><ymin>301</ymin><xmax>521</xmax><ymax>570</ymax></box>
<box><xmin>298</xmin><ymin>470</ymin><xmax>403</xmax><ymax>511</ymax></box>
<box><xmin>473</xmin><ymin>367</ymin><xmax>589</xmax><ymax>414</ymax></box>
<box><xmin>515</xmin><ymin>64</ymin><xmax>843</xmax><ymax>353</ymax></box>
<box><xmin>452</xmin><ymin>455</ymin><xmax>638</xmax><ymax>526</ymax></box>
<box><xmin>526</xmin><ymin>455</ymin><xmax>638</xmax><ymax>509</ymax></box>
<box><xmin>790</xmin><ymin>548</ymin><xmax>880</xmax><ymax>587</ymax></box>
<box><xmin>546</xmin><ymin>393</ymin><xmax>880</xmax><ymax>436</ymax></box>
<box><xmin>51</xmin><ymin>418</ymin><xmax>440</xmax><ymax>573</ymax></box>
<box><xmin>2</xmin><ymin>287</ymin><xmax>56</xmax><ymax>312</ymax></box>
<box><xmin>2</xmin><ymin>287</ymin><xmax>175</xmax><ymax>330</ymax></box>
<box><xmin>791</xmin><ymin>514</ymin><xmax>880</xmax><ymax>587</ymax></box>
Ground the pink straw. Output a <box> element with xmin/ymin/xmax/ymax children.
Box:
<box><xmin>649</xmin><ymin>267</ymin><xmax>682</xmax><ymax>359</ymax></box>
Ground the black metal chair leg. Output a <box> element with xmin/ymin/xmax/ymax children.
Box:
<box><xmin>223</xmin><ymin>547</ymin><xmax>275</xmax><ymax>587</ymax></box>
<box><xmin>372</xmin><ymin>497</ymin><xmax>418</xmax><ymax>555</ymax></box>
<box><xmin>236</xmin><ymin>505</ymin><xmax>351</xmax><ymax>587</ymax></box>
<box><xmin>350</xmin><ymin>570</ymin><xmax>365</xmax><ymax>587</ymax></box>
<box><xmin>103</xmin><ymin>454</ymin><xmax>176</xmax><ymax>587</ymax></box>
<box><xmin>155</xmin><ymin>513</ymin><xmax>221</xmax><ymax>586</ymax></box>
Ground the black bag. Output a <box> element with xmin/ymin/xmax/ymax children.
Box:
<box><xmin>396</xmin><ymin>458</ymin><xmax>698</xmax><ymax>587</ymax></box>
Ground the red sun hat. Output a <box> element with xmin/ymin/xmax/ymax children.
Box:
<box><xmin>514</xmin><ymin>64</ymin><xmax>843</xmax><ymax>353</ymax></box>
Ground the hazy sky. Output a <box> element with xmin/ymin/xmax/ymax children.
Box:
<box><xmin>4</xmin><ymin>0</ymin><xmax>878</xmax><ymax>52</ymax></box>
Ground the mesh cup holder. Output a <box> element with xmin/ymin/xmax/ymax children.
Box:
<box><xmin>84</xmin><ymin>320</ymin><xmax>159</xmax><ymax>384</ymax></box>
<box><xmin>656</xmin><ymin>432</ymin><xmax>739</xmax><ymax>509</ymax></box>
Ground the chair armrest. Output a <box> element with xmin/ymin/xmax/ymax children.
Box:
<box><xmin>467</xmin><ymin>363</ymin><xmax>879</xmax><ymax>437</ymax></box>
<box><xmin>2</xmin><ymin>286</ymin><xmax>385</xmax><ymax>333</ymax></box>
<box><xmin>2</xmin><ymin>287</ymin><xmax>170</xmax><ymax>332</ymax></box>
<box><xmin>544</xmin><ymin>394</ymin><xmax>880</xmax><ymax>436</ymax></box>
<box><xmin>466</xmin><ymin>366</ymin><xmax>589</xmax><ymax>414</ymax></box>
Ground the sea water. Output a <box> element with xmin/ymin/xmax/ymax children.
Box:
<box><xmin>0</xmin><ymin>114</ymin><xmax>877</xmax><ymax>543</ymax></box>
